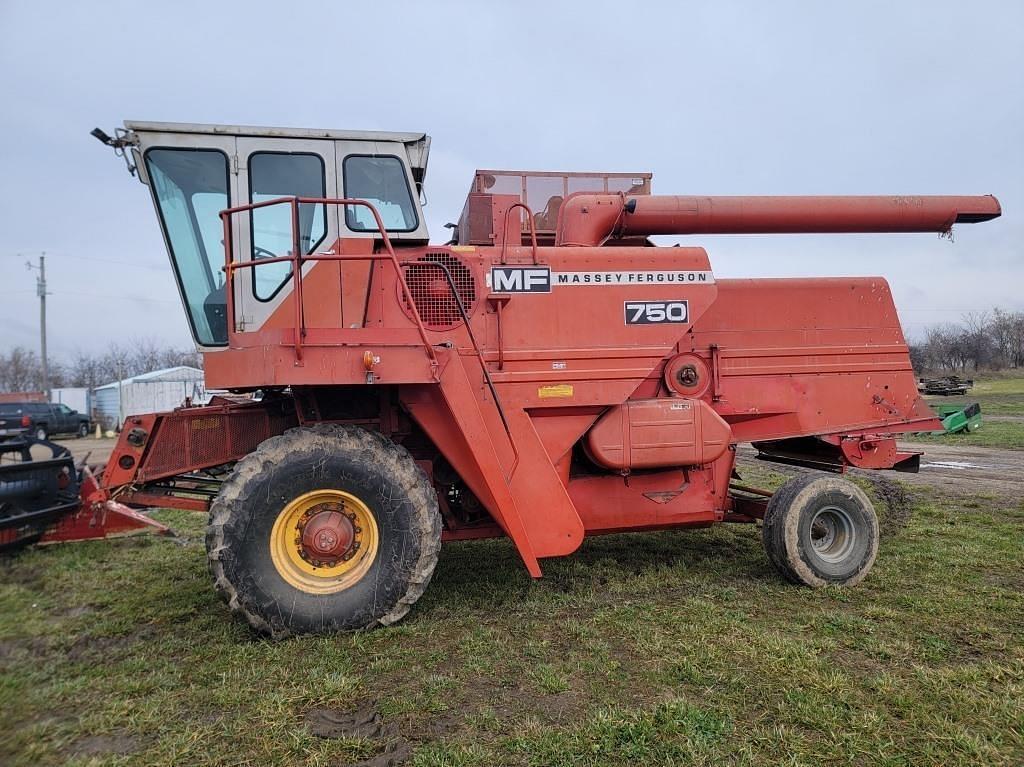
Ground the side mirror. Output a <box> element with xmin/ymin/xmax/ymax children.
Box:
<box><xmin>91</xmin><ymin>126</ymin><xmax>138</xmax><ymax>177</ymax></box>
<box><xmin>91</xmin><ymin>127</ymin><xmax>115</xmax><ymax>145</ymax></box>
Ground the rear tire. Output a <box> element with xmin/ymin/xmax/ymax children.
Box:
<box><xmin>206</xmin><ymin>424</ymin><xmax>442</xmax><ymax>638</ymax></box>
<box><xmin>761</xmin><ymin>474</ymin><xmax>879</xmax><ymax>587</ymax></box>
<box><xmin>34</xmin><ymin>426</ymin><xmax>47</xmax><ymax>441</ymax></box>
<box><xmin>77</xmin><ymin>423</ymin><xmax>89</xmax><ymax>438</ymax></box>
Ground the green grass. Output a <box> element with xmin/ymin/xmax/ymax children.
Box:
<box><xmin>905</xmin><ymin>420</ymin><xmax>1024</xmax><ymax>450</ymax></box>
<box><xmin>946</xmin><ymin>374</ymin><xmax>1024</xmax><ymax>416</ymax></box>
<box><xmin>923</xmin><ymin>372</ymin><xmax>1024</xmax><ymax>417</ymax></box>
<box><xmin>2</xmin><ymin>484</ymin><xmax>1023</xmax><ymax>766</ymax></box>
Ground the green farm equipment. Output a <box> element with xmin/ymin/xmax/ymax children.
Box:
<box><xmin>929</xmin><ymin>403</ymin><xmax>983</xmax><ymax>435</ymax></box>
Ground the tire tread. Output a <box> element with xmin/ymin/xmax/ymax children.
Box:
<box><xmin>206</xmin><ymin>424</ymin><xmax>441</xmax><ymax>639</ymax></box>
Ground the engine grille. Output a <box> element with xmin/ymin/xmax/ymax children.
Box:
<box><xmin>402</xmin><ymin>251</ymin><xmax>477</xmax><ymax>329</ymax></box>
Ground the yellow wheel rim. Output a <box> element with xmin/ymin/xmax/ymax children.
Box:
<box><xmin>269</xmin><ymin>489</ymin><xmax>379</xmax><ymax>595</ymax></box>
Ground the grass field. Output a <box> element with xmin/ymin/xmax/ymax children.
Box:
<box><xmin>904</xmin><ymin>373</ymin><xmax>1024</xmax><ymax>449</ymax></box>
<box><xmin>932</xmin><ymin>375</ymin><xmax>1024</xmax><ymax>416</ymax></box>
<box><xmin>2</xmin><ymin>474</ymin><xmax>1022</xmax><ymax>766</ymax></box>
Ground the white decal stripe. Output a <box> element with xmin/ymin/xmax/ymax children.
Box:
<box><xmin>552</xmin><ymin>270</ymin><xmax>715</xmax><ymax>286</ymax></box>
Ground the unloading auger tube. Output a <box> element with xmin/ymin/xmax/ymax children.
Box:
<box><xmin>555</xmin><ymin>194</ymin><xmax>1002</xmax><ymax>245</ymax></box>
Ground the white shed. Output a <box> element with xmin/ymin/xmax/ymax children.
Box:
<box><xmin>51</xmin><ymin>387</ymin><xmax>91</xmax><ymax>415</ymax></box>
<box><xmin>94</xmin><ymin>366</ymin><xmax>209</xmax><ymax>428</ymax></box>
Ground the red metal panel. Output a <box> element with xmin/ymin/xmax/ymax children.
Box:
<box><xmin>688</xmin><ymin>277</ymin><xmax>940</xmax><ymax>442</ymax></box>
<box><xmin>585</xmin><ymin>398</ymin><xmax>731</xmax><ymax>470</ymax></box>
<box><xmin>39</xmin><ymin>501</ymin><xmax>172</xmax><ymax>544</ymax></box>
<box><xmin>568</xmin><ymin>451</ymin><xmax>734</xmax><ymax>533</ymax></box>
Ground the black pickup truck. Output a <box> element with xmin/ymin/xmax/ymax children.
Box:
<box><xmin>0</xmin><ymin>402</ymin><xmax>91</xmax><ymax>440</ymax></box>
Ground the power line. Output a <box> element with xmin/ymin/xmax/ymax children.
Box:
<box><xmin>0</xmin><ymin>251</ymin><xmax>168</xmax><ymax>270</ymax></box>
<box><xmin>42</xmin><ymin>290</ymin><xmax>179</xmax><ymax>304</ymax></box>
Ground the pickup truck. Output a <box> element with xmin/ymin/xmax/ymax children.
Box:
<box><xmin>0</xmin><ymin>402</ymin><xmax>91</xmax><ymax>440</ymax></box>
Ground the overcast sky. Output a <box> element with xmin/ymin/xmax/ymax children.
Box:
<box><xmin>1</xmin><ymin>0</ymin><xmax>1021</xmax><ymax>360</ymax></box>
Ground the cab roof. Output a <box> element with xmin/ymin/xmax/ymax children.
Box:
<box><xmin>123</xmin><ymin>120</ymin><xmax>431</xmax><ymax>180</ymax></box>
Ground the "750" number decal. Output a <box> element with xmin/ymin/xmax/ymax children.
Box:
<box><xmin>624</xmin><ymin>300</ymin><xmax>689</xmax><ymax>324</ymax></box>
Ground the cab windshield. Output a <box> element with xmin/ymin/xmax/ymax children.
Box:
<box><xmin>145</xmin><ymin>148</ymin><xmax>229</xmax><ymax>346</ymax></box>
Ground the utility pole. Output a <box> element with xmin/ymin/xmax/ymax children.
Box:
<box><xmin>26</xmin><ymin>253</ymin><xmax>49</xmax><ymax>398</ymax></box>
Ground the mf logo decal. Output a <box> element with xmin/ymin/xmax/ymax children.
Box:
<box><xmin>489</xmin><ymin>266</ymin><xmax>551</xmax><ymax>293</ymax></box>
<box><xmin>486</xmin><ymin>268</ymin><xmax>714</xmax><ymax>292</ymax></box>
<box><xmin>624</xmin><ymin>300</ymin><xmax>689</xmax><ymax>325</ymax></box>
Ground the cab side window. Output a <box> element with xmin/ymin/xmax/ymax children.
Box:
<box><xmin>342</xmin><ymin>155</ymin><xmax>418</xmax><ymax>233</ymax></box>
<box><xmin>248</xmin><ymin>152</ymin><xmax>327</xmax><ymax>301</ymax></box>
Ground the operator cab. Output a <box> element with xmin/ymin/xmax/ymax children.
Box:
<box><xmin>112</xmin><ymin>121</ymin><xmax>430</xmax><ymax>349</ymax></box>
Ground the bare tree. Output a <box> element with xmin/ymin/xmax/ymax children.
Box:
<box><xmin>909</xmin><ymin>308</ymin><xmax>1024</xmax><ymax>374</ymax></box>
<box><xmin>0</xmin><ymin>343</ymin><xmax>203</xmax><ymax>393</ymax></box>
<box><xmin>0</xmin><ymin>347</ymin><xmax>43</xmax><ymax>392</ymax></box>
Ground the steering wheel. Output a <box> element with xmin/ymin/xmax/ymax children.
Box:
<box><xmin>253</xmin><ymin>246</ymin><xmax>279</xmax><ymax>260</ymax></box>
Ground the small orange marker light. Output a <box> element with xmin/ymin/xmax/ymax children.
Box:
<box><xmin>363</xmin><ymin>351</ymin><xmax>380</xmax><ymax>384</ymax></box>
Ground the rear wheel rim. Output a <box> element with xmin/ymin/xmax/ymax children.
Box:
<box><xmin>269</xmin><ymin>489</ymin><xmax>379</xmax><ymax>595</ymax></box>
<box><xmin>809</xmin><ymin>505</ymin><xmax>856</xmax><ymax>564</ymax></box>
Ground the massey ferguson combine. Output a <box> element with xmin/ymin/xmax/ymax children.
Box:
<box><xmin>1</xmin><ymin>121</ymin><xmax>1001</xmax><ymax>637</ymax></box>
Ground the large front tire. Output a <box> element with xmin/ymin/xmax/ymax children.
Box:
<box><xmin>206</xmin><ymin>425</ymin><xmax>441</xmax><ymax>638</ymax></box>
<box><xmin>761</xmin><ymin>474</ymin><xmax>879</xmax><ymax>587</ymax></box>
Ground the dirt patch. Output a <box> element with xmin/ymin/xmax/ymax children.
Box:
<box><xmin>737</xmin><ymin>441</ymin><xmax>1024</xmax><ymax>503</ymax></box>
<box><xmin>56</xmin><ymin>605</ymin><xmax>95</xmax><ymax>620</ymax></box>
<box><xmin>69</xmin><ymin>733</ymin><xmax>142</xmax><ymax>756</ymax></box>
<box><xmin>986</xmin><ymin>414</ymin><xmax>1024</xmax><ymax>423</ymax></box>
<box><xmin>304</xmin><ymin>704</ymin><xmax>412</xmax><ymax>767</ymax></box>
<box><xmin>66</xmin><ymin>628</ymin><xmax>153</xmax><ymax>661</ymax></box>
<box><xmin>858</xmin><ymin>474</ymin><xmax>913</xmax><ymax>536</ymax></box>
<box><xmin>48</xmin><ymin>436</ymin><xmax>118</xmax><ymax>466</ymax></box>
<box><xmin>530</xmin><ymin>690</ymin><xmax>580</xmax><ymax>724</ymax></box>
<box><xmin>0</xmin><ymin>636</ymin><xmax>48</xmax><ymax>664</ymax></box>
<box><xmin>0</xmin><ymin>562</ymin><xmax>42</xmax><ymax>586</ymax></box>
<box><xmin>893</xmin><ymin>441</ymin><xmax>1024</xmax><ymax>500</ymax></box>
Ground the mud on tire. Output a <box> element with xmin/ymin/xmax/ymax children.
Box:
<box><xmin>761</xmin><ymin>474</ymin><xmax>879</xmax><ymax>588</ymax></box>
<box><xmin>206</xmin><ymin>424</ymin><xmax>441</xmax><ymax>638</ymax></box>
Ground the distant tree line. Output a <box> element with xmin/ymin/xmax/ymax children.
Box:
<box><xmin>909</xmin><ymin>309</ymin><xmax>1024</xmax><ymax>374</ymax></box>
<box><xmin>0</xmin><ymin>340</ymin><xmax>202</xmax><ymax>394</ymax></box>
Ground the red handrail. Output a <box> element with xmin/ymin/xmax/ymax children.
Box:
<box><xmin>499</xmin><ymin>201</ymin><xmax>539</xmax><ymax>265</ymax></box>
<box><xmin>219</xmin><ymin>197</ymin><xmax>439</xmax><ymax>374</ymax></box>
<box><xmin>219</xmin><ymin>197</ymin><xmax>521</xmax><ymax>478</ymax></box>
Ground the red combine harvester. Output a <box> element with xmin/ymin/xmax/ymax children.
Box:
<box><xmin>1</xmin><ymin>122</ymin><xmax>1001</xmax><ymax>637</ymax></box>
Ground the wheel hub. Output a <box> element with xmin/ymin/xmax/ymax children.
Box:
<box><xmin>269</xmin><ymin>489</ymin><xmax>380</xmax><ymax>595</ymax></box>
<box><xmin>809</xmin><ymin>506</ymin><xmax>856</xmax><ymax>563</ymax></box>
<box><xmin>298</xmin><ymin>506</ymin><xmax>357</xmax><ymax>565</ymax></box>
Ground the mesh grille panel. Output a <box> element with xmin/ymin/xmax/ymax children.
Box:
<box><xmin>138</xmin><ymin>408</ymin><xmax>291</xmax><ymax>482</ymax></box>
<box><xmin>402</xmin><ymin>251</ymin><xmax>476</xmax><ymax>329</ymax></box>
